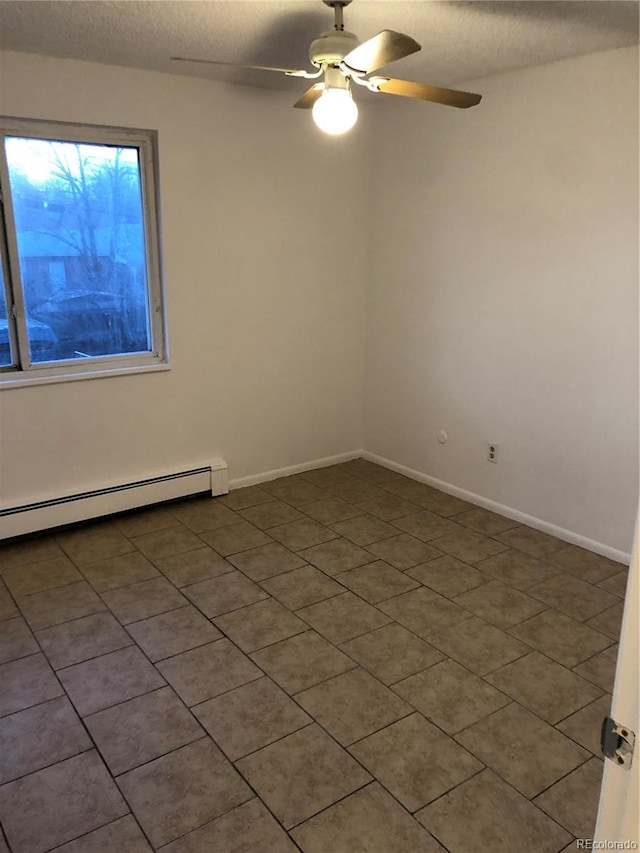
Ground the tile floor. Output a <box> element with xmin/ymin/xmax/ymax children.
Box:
<box><xmin>0</xmin><ymin>459</ymin><xmax>627</xmax><ymax>853</ymax></box>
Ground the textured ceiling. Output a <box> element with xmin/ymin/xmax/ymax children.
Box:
<box><xmin>0</xmin><ymin>0</ymin><xmax>638</xmax><ymax>93</ymax></box>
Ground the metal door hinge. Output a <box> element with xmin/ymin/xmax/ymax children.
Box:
<box><xmin>601</xmin><ymin>716</ymin><xmax>635</xmax><ymax>769</ymax></box>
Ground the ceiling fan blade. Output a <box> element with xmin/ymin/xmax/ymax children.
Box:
<box><xmin>171</xmin><ymin>57</ymin><xmax>309</xmax><ymax>77</ymax></box>
<box><xmin>341</xmin><ymin>30</ymin><xmax>420</xmax><ymax>75</ymax></box>
<box><xmin>293</xmin><ymin>84</ymin><xmax>324</xmax><ymax>110</ymax></box>
<box><xmin>375</xmin><ymin>77</ymin><xmax>481</xmax><ymax>108</ymax></box>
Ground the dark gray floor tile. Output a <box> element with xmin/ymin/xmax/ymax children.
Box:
<box><xmin>0</xmin><ymin>750</ymin><xmax>128</xmax><ymax>853</ymax></box>
<box><xmin>336</xmin><ymin>560</ymin><xmax>420</xmax><ymax>603</ymax></box>
<box><xmin>154</xmin><ymin>547</ymin><xmax>235</xmax><ymax>587</ymax></box>
<box><xmin>250</xmin><ymin>630</ymin><xmax>356</xmax><ymax>694</ymax></box>
<box><xmin>430</xmin><ymin>529</ymin><xmax>509</xmax><ymax>564</ymax></box>
<box><xmin>102</xmin><ymin>577</ymin><xmax>187</xmax><ymax>624</ymax></box>
<box><xmin>556</xmin><ymin>694</ymin><xmax>611</xmax><ymax>756</ymax></box>
<box><xmin>328</xmin><ymin>481</ymin><xmax>389</xmax><ymax>505</ymax></box>
<box><xmin>235</xmin><ymin>724</ymin><xmax>371</xmax><ymax>829</ymax></box>
<box><xmin>0</xmin><ymin>652</ymin><xmax>63</xmax><ymax>717</ymax></box>
<box><xmin>268</xmin><ymin>519</ymin><xmax>339</xmax><ymax>551</ymax></box>
<box><xmin>572</xmin><ymin>645</ymin><xmax>619</xmax><ymax>693</ymax></box>
<box><xmin>533</xmin><ymin>758</ymin><xmax>603</xmax><ymax>839</ymax></box>
<box><xmin>292</xmin><ymin>782</ymin><xmax>446</xmax><ymax>852</ymax></box>
<box><xmin>216</xmin><ymin>485</ymin><xmax>275</xmax><ymax>510</ymax></box>
<box><xmin>0</xmin><ymin>617</ymin><xmax>38</xmax><ymax>664</ymax></box>
<box><xmin>0</xmin><ymin>582</ymin><xmax>18</xmax><ymax>621</ymax></box>
<box><xmin>0</xmin><ymin>696</ymin><xmax>91</xmax><ymax>783</ymax></box>
<box><xmin>57</xmin><ymin>523</ymin><xmax>135</xmax><ymax>564</ymax></box>
<box><xmin>260</xmin><ymin>478</ymin><xmax>329</xmax><ymax>507</ymax></box>
<box><xmin>84</xmin><ymin>686</ymin><xmax>204</xmax><ymax>775</ymax></box>
<box><xmin>416</xmin><ymin>769</ymin><xmax>571</xmax><ymax>853</ymax></box>
<box><xmin>297</xmin><ymin>497</ymin><xmax>363</xmax><ymax>525</ymax></box>
<box><xmin>475</xmin><ymin>549</ymin><xmax>559</xmax><ymax>590</ymax></box>
<box><xmin>193</xmin><ymin>676</ymin><xmax>311</xmax><ymax>760</ymax></box>
<box><xmin>495</xmin><ymin>525</ymin><xmax>568</xmax><ymax>559</ymax></box>
<box><xmin>596</xmin><ymin>571</ymin><xmax>629</xmax><ymax>598</ymax></box>
<box><xmin>365</xmin><ymin>534</ymin><xmax>442</xmax><ymax>570</ymax></box>
<box><xmin>299</xmin><ymin>538</ymin><xmax>375</xmax><ymax>575</ymax></box>
<box><xmin>452</xmin><ymin>508</ymin><xmax>519</xmax><ymax>536</ymax></box>
<box><xmin>390</xmin><ymin>511</ymin><xmax>462</xmax><ymax>543</ymax></box>
<box><xmin>528</xmin><ymin>574</ymin><xmax>619</xmax><ymax>622</ymax></box>
<box><xmin>157</xmin><ymin>639</ymin><xmax>261</xmax><ymax>706</ymax></box>
<box><xmin>228</xmin><ymin>543</ymin><xmax>307</xmax><ymax>581</ymax></box>
<box><xmin>115</xmin><ymin>506</ymin><xmax>179</xmax><ymax>538</ymax></box>
<box><xmin>355</xmin><ymin>494</ymin><xmax>421</xmax><ymax>521</ymax></box>
<box><xmin>0</xmin><ymin>536</ymin><xmax>63</xmax><ymax>571</ymax></box>
<box><xmin>131</xmin><ymin>525</ymin><xmax>204</xmax><ymax>560</ymax></box>
<box><xmin>350</xmin><ymin>713</ymin><xmax>483</xmax><ymax>811</ymax></box>
<box><xmin>35</xmin><ymin>611</ymin><xmax>133</xmax><ymax>670</ymax></box>
<box><xmin>200</xmin><ymin>522</ymin><xmax>273</xmax><ymax>556</ymax></box>
<box><xmin>585</xmin><ymin>603</ymin><xmax>624</xmax><ymax>640</ymax></box>
<box><xmin>330</xmin><ymin>515</ymin><xmax>398</xmax><ymax>547</ymax></box>
<box><xmin>508</xmin><ymin>609</ymin><xmax>614</xmax><ymax>668</ymax></box>
<box><xmin>214</xmin><ymin>598</ymin><xmax>307</xmax><ymax>652</ymax></box>
<box><xmin>159</xmin><ymin>799</ymin><xmax>298</xmax><ymax>852</ymax></box>
<box><xmin>296</xmin><ymin>592</ymin><xmax>391</xmax><ymax>644</ymax></box>
<box><xmin>486</xmin><ymin>652</ymin><xmax>603</xmax><ymax>723</ymax></box>
<box><xmin>296</xmin><ymin>668</ymin><xmax>411</xmax><ymax>745</ymax></box>
<box><xmin>407</xmin><ymin>556</ymin><xmax>487</xmax><ymax>598</ymax></box>
<box><xmin>126</xmin><ymin>605</ymin><xmax>222</xmax><ymax>661</ymax></box>
<box><xmin>117</xmin><ymin>738</ymin><xmax>252</xmax><ymax>848</ymax></box>
<box><xmin>239</xmin><ymin>501</ymin><xmax>305</xmax><ymax>530</ymax></box>
<box><xmin>453</xmin><ymin>580</ymin><xmax>547</xmax><ymax>629</ymax></box>
<box><xmin>427</xmin><ymin>617</ymin><xmax>530</xmax><ymax>675</ymax></box>
<box><xmin>378</xmin><ymin>587</ymin><xmax>470</xmax><ymax>640</ymax></box>
<box><xmin>551</xmin><ymin>545</ymin><xmax>625</xmax><ymax>584</ymax></box>
<box><xmin>58</xmin><ymin>646</ymin><xmax>165</xmax><ymax>716</ymax></box>
<box><xmin>168</xmin><ymin>498</ymin><xmax>240</xmax><ymax>534</ymax></box>
<box><xmin>183</xmin><ymin>571</ymin><xmax>268</xmax><ymax>617</ymax></box>
<box><xmin>394</xmin><ymin>658</ymin><xmax>510</xmax><ymax>734</ymax></box>
<box><xmin>259</xmin><ymin>565</ymin><xmax>344</xmax><ymax>610</ymax></box>
<box><xmin>2</xmin><ymin>555</ymin><xmax>81</xmax><ymax>599</ymax></box>
<box><xmin>79</xmin><ymin>551</ymin><xmax>159</xmax><ymax>593</ymax></box>
<box><xmin>412</xmin><ymin>490</ymin><xmax>475</xmax><ymax>517</ymax></box>
<box><xmin>52</xmin><ymin>815</ymin><xmax>152</xmax><ymax>852</ymax></box>
<box><xmin>455</xmin><ymin>703</ymin><xmax>590</xmax><ymax>797</ymax></box>
<box><xmin>18</xmin><ymin>581</ymin><xmax>106</xmax><ymax>631</ymax></box>
<box><xmin>341</xmin><ymin>623</ymin><xmax>444</xmax><ymax>686</ymax></box>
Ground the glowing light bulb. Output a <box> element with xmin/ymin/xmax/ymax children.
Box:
<box><xmin>312</xmin><ymin>88</ymin><xmax>358</xmax><ymax>135</ymax></box>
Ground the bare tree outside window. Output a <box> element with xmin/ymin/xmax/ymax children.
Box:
<box><xmin>0</xmin><ymin>118</ymin><xmax>166</xmax><ymax>383</ymax></box>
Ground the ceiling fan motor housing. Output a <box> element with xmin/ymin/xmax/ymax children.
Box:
<box><xmin>309</xmin><ymin>30</ymin><xmax>359</xmax><ymax>68</ymax></box>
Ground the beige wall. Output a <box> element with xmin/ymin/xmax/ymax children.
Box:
<box><xmin>0</xmin><ymin>52</ymin><xmax>369</xmax><ymax>502</ymax></box>
<box><xmin>364</xmin><ymin>47</ymin><xmax>639</xmax><ymax>554</ymax></box>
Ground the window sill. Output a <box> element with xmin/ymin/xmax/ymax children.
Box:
<box><xmin>0</xmin><ymin>360</ymin><xmax>170</xmax><ymax>389</ymax></box>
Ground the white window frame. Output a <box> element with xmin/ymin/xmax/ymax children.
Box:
<box><xmin>0</xmin><ymin>116</ymin><xmax>168</xmax><ymax>388</ymax></box>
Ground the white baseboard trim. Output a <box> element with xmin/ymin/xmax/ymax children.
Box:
<box><xmin>228</xmin><ymin>450</ymin><xmax>364</xmax><ymax>490</ymax></box>
<box><xmin>361</xmin><ymin>451</ymin><xmax>631</xmax><ymax>566</ymax></box>
<box><xmin>0</xmin><ymin>459</ymin><xmax>228</xmax><ymax>540</ymax></box>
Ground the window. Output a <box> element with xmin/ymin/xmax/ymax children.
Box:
<box><xmin>0</xmin><ymin>117</ymin><xmax>167</xmax><ymax>385</ymax></box>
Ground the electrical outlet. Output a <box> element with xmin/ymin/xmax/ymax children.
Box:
<box><xmin>487</xmin><ymin>443</ymin><xmax>498</xmax><ymax>463</ymax></box>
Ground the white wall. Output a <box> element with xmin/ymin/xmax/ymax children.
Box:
<box><xmin>0</xmin><ymin>52</ymin><xmax>369</xmax><ymax>504</ymax></box>
<box><xmin>364</xmin><ymin>47</ymin><xmax>639</xmax><ymax>554</ymax></box>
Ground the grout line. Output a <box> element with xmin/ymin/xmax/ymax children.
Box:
<box><xmin>1</xmin><ymin>472</ymin><xmax>614</xmax><ymax>852</ymax></box>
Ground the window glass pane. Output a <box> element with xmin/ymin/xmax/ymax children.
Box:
<box><xmin>5</xmin><ymin>137</ymin><xmax>152</xmax><ymax>363</ymax></box>
<box><xmin>0</xmin><ymin>260</ymin><xmax>13</xmax><ymax>367</ymax></box>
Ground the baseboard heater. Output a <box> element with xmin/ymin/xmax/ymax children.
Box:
<box><xmin>0</xmin><ymin>459</ymin><xmax>228</xmax><ymax>540</ymax></box>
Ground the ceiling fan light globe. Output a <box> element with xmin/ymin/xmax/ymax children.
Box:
<box><xmin>312</xmin><ymin>88</ymin><xmax>358</xmax><ymax>135</ymax></box>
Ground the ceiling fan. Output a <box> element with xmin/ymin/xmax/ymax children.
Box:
<box><xmin>172</xmin><ymin>0</ymin><xmax>482</xmax><ymax>135</ymax></box>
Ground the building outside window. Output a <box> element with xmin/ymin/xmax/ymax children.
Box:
<box><xmin>0</xmin><ymin>117</ymin><xmax>167</xmax><ymax>385</ymax></box>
